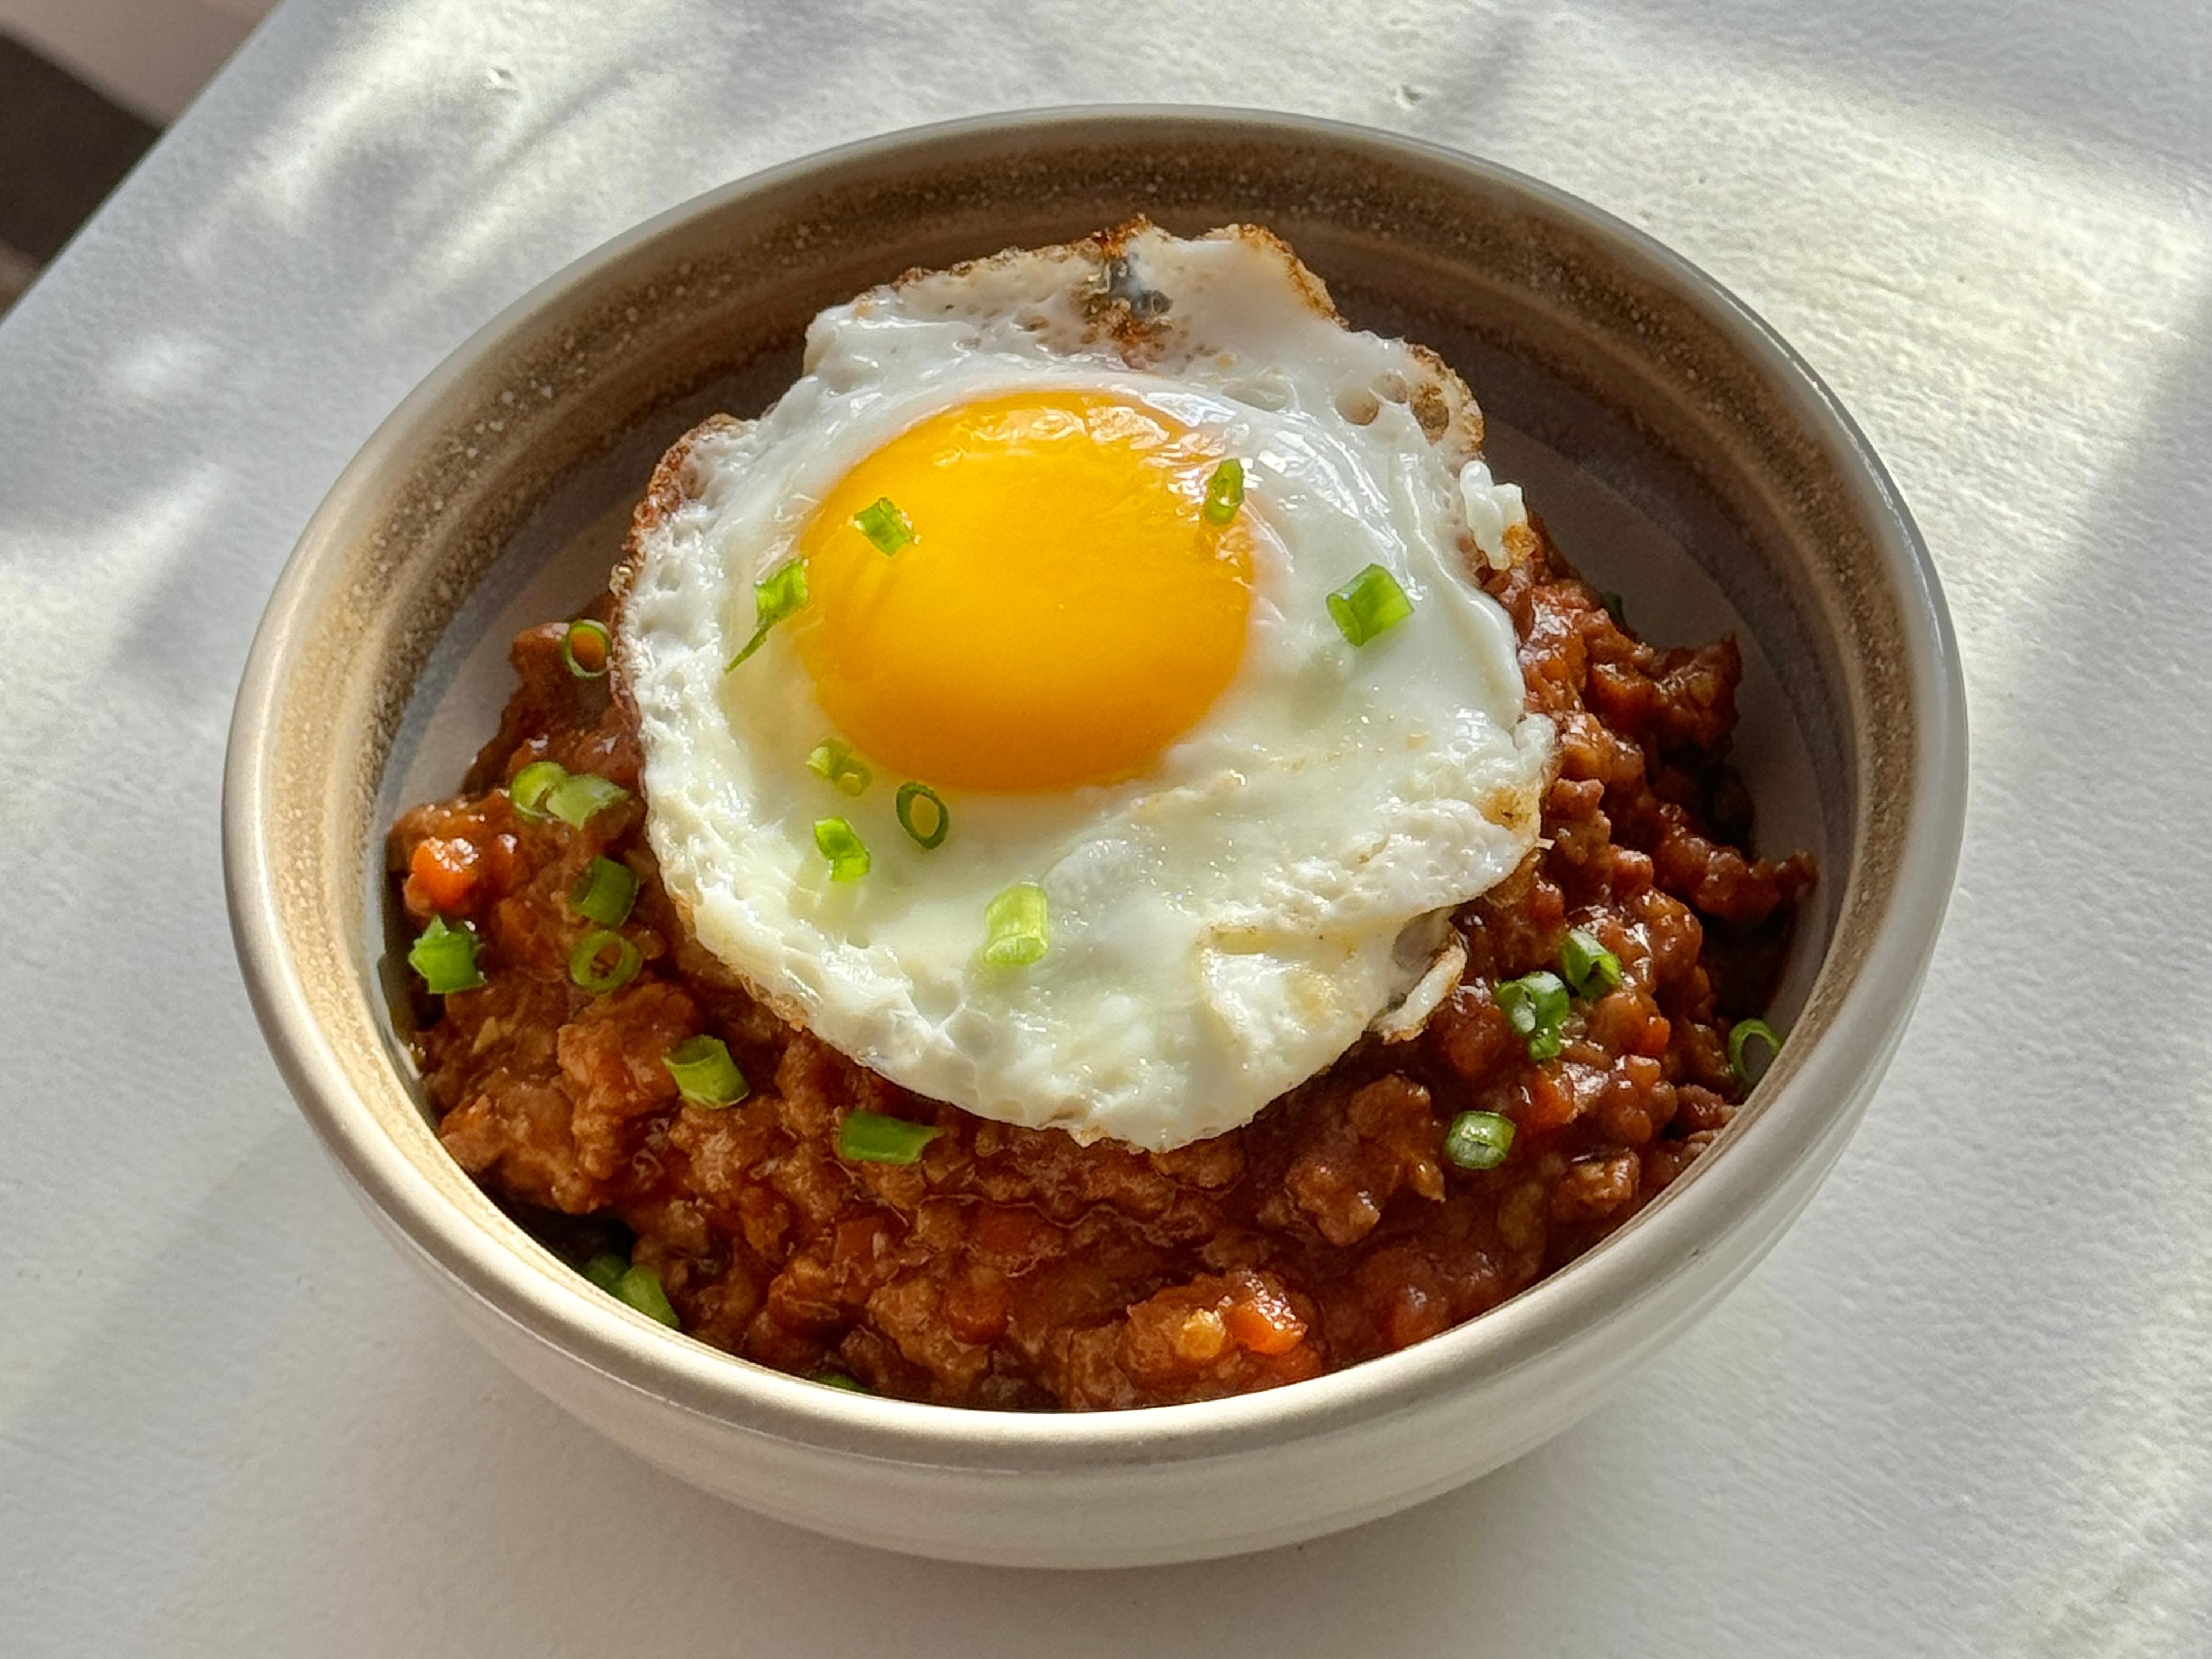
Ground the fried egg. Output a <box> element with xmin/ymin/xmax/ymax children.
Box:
<box><xmin>616</xmin><ymin>222</ymin><xmax>1551</xmax><ymax>1150</ymax></box>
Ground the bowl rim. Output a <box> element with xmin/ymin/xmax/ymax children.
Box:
<box><xmin>224</xmin><ymin>103</ymin><xmax>1967</xmax><ymax>1469</ymax></box>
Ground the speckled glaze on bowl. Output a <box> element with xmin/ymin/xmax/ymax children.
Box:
<box><xmin>223</xmin><ymin>108</ymin><xmax>1965</xmax><ymax>1568</ymax></box>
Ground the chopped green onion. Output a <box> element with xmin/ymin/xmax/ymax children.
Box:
<box><xmin>569</xmin><ymin>927</ymin><xmax>642</xmax><ymax>994</ymax></box>
<box><xmin>1444</xmin><ymin>1110</ymin><xmax>1517</xmax><ymax>1171</ymax></box>
<box><xmin>982</xmin><ymin>882</ymin><xmax>1049</xmax><ymax>968</ymax></box>
<box><xmin>510</xmin><ymin>759</ymin><xmax>568</xmax><ymax>820</ymax></box>
<box><xmin>1327</xmin><ymin>562</ymin><xmax>1415</xmax><ymax>646</ymax></box>
<box><xmin>569</xmin><ymin>856</ymin><xmax>638</xmax><ymax>928</ymax></box>
<box><xmin>1600</xmin><ymin>590</ymin><xmax>1627</xmax><ymax>628</ymax></box>
<box><xmin>561</xmin><ymin>618</ymin><xmax>612</xmax><ymax>679</ymax></box>
<box><xmin>1559</xmin><ymin>927</ymin><xmax>1623</xmax><ymax>999</ymax></box>
<box><xmin>895</xmin><ymin>781</ymin><xmax>949</xmax><ymax>850</ymax></box>
<box><xmin>581</xmin><ymin>1251</ymin><xmax>629</xmax><ymax>1293</ymax></box>
<box><xmin>1495</xmin><ymin>969</ymin><xmax>1570</xmax><ymax>1063</ymax></box>
<box><xmin>407</xmin><ymin>915</ymin><xmax>485</xmax><ymax>994</ymax></box>
<box><xmin>756</xmin><ymin>556</ymin><xmax>810</xmax><ymax>618</ymax></box>
<box><xmin>813</xmin><ymin>1369</ymin><xmax>869</xmax><ymax>1392</ymax></box>
<box><xmin>614</xmin><ymin>1263</ymin><xmax>680</xmax><ymax>1328</ymax></box>
<box><xmin>852</xmin><ymin>495</ymin><xmax>915</xmax><ymax>557</ymax></box>
<box><xmin>664</xmin><ymin>1034</ymin><xmax>748</xmax><ymax>1108</ymax></box>
<box><xmin>813</xmin><ymin>817</ymin><xmax>870</xmax><ymax>882</ymax></box>
<box><xmin>806</xmin><ymin>738</ymin><xmax>873</xmax><ymax>797</ymax></box>
<box><xmin>1729</xmin><ymin>1017</ymin><xmax>1782</xmax><ymax>1087</ymax></box>
<box><xmin>546</xmin><ymin>771</ymin><xmax>630</xmax><ymax>830</ymax></box>
<box><xmin>1202</xmin><ymin>458</ymin><xmax>1245</xmax><ymax>526</ymax></box>
<box><xmin>726</xmin><ymin>556</ymin><xmax>810</xmax><ymax>669</ymax></box>
<box><xmin>838</xmin><ymin>1109</ymin><xmax>942</xmax><ymax>1165</ymax></box>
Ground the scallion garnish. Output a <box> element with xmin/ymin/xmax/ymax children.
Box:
<box><xmin>1495</xmin><ymin>969</ymin><xmax>1570</xmax><ymax>1062</ymax></box>
<box><xmin>806</xmin><ymin>738</ymin><xmax>872</xmax><ymax>797</ymax></box>
<box><xmin>1729</xmin><ymin>1018</ymin><xmax>1781</xmax><ymax>1087</ymax></box>
<box><xmin>852</xmin><ymin>495</ymin><xmax>915</xmax><ymax>557</ymax></box>
<box><xmin>510</xmin><ymin>759</ymin><xmax>567</xmax><ymax>820</ymax></box>
<box><xmin>614</xmin><ymin>1263</ymin><xmax>680</xmax><ymax>1327</ymax></box>
<box><xmin>1327</xmin><ymin>563</ymin><xmax>1414</xmax><ymax>646</ymax></box>
<box><xmin>726</xmin><ymin>556</ymin><xmax>810</xmax><ymax>669</ymax></box>
<box><xmin>1444</xmin><ymin>1110</ymin><xmax>1517</xmax><ymax>1171</ymax></box>
<box><xmin>837</xmin><ymin>1109</ymin><xmax>942</xmax><ymax>1165</ymax></box>
<box><xmin>813</xmin><ymin>1369</ymin><xmax>869</xmax><ymax>1392</ymax></box>
<box><xmin>582</xmin><ymin>1251</ymin><xmax>629</xmax><ymax>1293</ymax></box>
<box><xmin>569</xmin><ymin>856</ymin><xmax>638</xmax><ymax>928</ymax></box>
<box><xmin>813</xmin><ymin>816</ymin><xmax>870</xmax><ymax>882</ymax></box>
<box><xmin>546</xmin><ymin>771</ymin><xmax>630</xmax><ymax>830</ymax></box>
<box><xmin>569</xmin><ymin>927</ymin><xmax>642</xmax><ymax>994</ymax></box>
<box><xmin>1559</xmin><ymin>927</ymin><xmax>1623</xmax><ymax>999</ymax></box>
<box><xmin>1600</xmin><ymin>590</ymin><xmax>1627</xmax><ymax>627</ymax></box>
<box><xmin>895</xmin><ymin>781</ymin><xmax>949</xmax><ymax>850</ymax></box>
<box><xmin>407</xmin><ymin>915</ymin><xmax>485</xmax><ymax>994</ymax></box>
<box><xmin>664</xmin><ymin>1034</ymin><xmax>748</xmax><ymax>1108</ymax></box>
<box><xmin>1202</xmin><ymin>458</ymin><xmax>1245</xmax><ymax>526</ymax></box>
<box><xmin>561</xmin><ymin>618</ymin><xmax>612</xmax><ymax>679</ymax></box>
<box><xmin>982</xmin><ymin>882</ymin><xmax>1049</xmax><ymax>968</ymax></box>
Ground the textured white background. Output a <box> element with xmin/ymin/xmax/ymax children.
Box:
<box><xmin>4</xmin><ymin>1</ymin><xmax>2209</xmax><ymax>1653</ymax></box>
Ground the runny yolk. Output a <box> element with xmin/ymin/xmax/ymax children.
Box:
<box><xmin>790</xmin><ymin>390</ymin><xmax>1255</xmax><ymax>793</ymax></box>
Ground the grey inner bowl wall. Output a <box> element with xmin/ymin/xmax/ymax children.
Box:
<box><xmin>357</xmin><ymin>125</ymin><xmax>1858</xmax><ymax>1124</ymax></box>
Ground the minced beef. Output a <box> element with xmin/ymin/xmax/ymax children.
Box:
<box><xmin>389</xmin><ymin>524</ymin><xmax>1812</xmax><ymax>1410</ymax></box>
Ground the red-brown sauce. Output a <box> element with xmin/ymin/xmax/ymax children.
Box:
<box><xmin>390</xmin><ymin>527</ymin><xmax>1812</xmax><ymax>1408</ymax></box>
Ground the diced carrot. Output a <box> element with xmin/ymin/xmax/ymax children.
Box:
<box><xmin>1631</xmin><ymin>1011</ymin><xmax>1673</xmax><ymax>1059</ymax></box>
<box><xmin>407</xmin><ymin>837</ymin><xmax>480</xmax><ymax>914</ymax></box>
<box><xmin>1520</xmin><ymin>1067</ymin><xmax>1580</xmax><ymax>1133</ymax></box>
<box><xmin>1223</xmin><ymin>1289</ymin><xmax>1305</xmax><ymax>1356</ymax></box>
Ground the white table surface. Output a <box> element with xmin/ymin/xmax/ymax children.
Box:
<box><xmin>6</xmin><ymin>1</ymin><xmax>2210</xmax><ymax>1652</ymax></box>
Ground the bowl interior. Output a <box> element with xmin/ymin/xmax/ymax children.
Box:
<box><xmin>246</xmin><ymin>110</ymin><xmax>1933</xmax><ymax>1441</ymax></box>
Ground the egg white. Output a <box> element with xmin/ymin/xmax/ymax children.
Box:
<box><xmin>616</xmin><ymin>224</ymin><xmax>1552</xmax><ymax>1150</ymax></box>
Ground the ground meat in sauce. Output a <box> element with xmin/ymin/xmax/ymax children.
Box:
<box><xmin>389</xmin><ymin>523</ymin><xmax>1813</xmax><ymax>1410</ymax></box>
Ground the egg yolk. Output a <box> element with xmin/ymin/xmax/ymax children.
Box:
<box><xmin>790</xmin><ymin>391</ymin><xmax>1255</xmax><ymax>793</ymax></box>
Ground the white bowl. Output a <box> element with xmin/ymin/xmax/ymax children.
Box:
<box><xmin>224</xmin><ymin>108</ymin><xmax>1966</xmax><ymax>1567</ymax></box>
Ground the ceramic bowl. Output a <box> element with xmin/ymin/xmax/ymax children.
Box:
<box><xmin>224</xmin><ymin>107</ymin><xmax>1965</xmax><ymax>1568</ymax></box>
